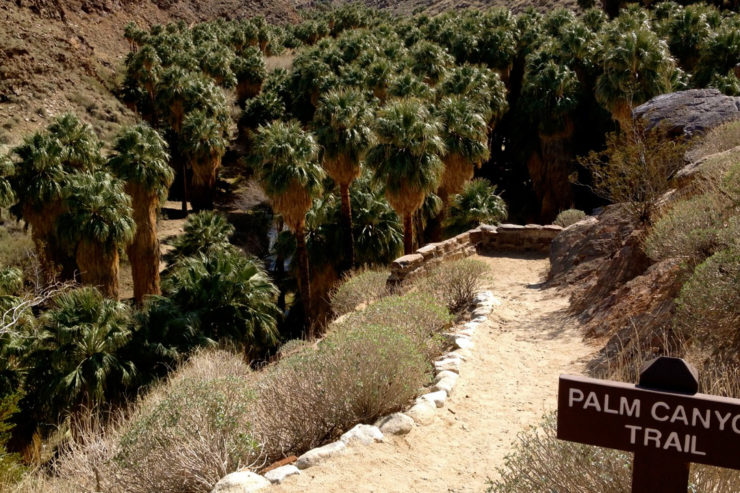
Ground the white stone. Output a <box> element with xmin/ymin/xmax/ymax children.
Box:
<box><xmin>375</xmin><ymin>413</ymin><xmax>414</xmax><ymax>435</ymax></box>
<box><xmin>263</xmin><ymin>465</ymin><xmax>300</xmax><ymax>484</ymax></box>
<box><xmin>419</xmin><ymin>390</ymin><xmax>447</xmax><ymax>408</ymax></box>
<box><xmin>295</xmin><ymin>441</ymin><xmax>347</xmax><ymax>469</ymax></box>
<box><xmin>472</xmin><ymin>307</ymin><xmax>491</xmax><ymax>318</ymax></box>
<box><xmin>434</xmin><ymin>372</ymin><xmax>459</xmax><ymax>395</ymax></box>
<box><xmin>472</xmin><ymin>316</ymin><xmax>487</xmax><ymax>323</ymax></box>
<box><xmin>463</xmin><ymin>321</ymin><xmax>479</xmax><ymax>331</ymax></box>
<box><xmin>473</xmin><ymin>291</ymin><xmax>493</xmax><ymax>303</ymax></box>
<box><xmin>406</xmin><ymin>400</ymin><xmax>436</xmax><ymax>425</ymax></box>
<box><xmin>434</xmin><ymin>357</ymin><xmax>461</xmax><ymax>373</ymax></box>
<box><xmin>454</xmin><ymin>336</ymin><xmax>474</xmax><ymax>350</ymax></box>
<box><xmin>450</xmin><ymin>348</ymin><xmax>472</xmax><ymax>361</ymax></box>
<box><xmin>340</xmin><ymin>424</ymin><xmax>384</xmax><ymax>446</ymax></box>
<box><xmin>211</xmin><ymin>471</ymin><xmax>270</xmax><ymax>493</ymax></box>
<box><xmin>434</xmin><ymin>370</ymin><xmax>458</xmax><ymax>383</ymax></box>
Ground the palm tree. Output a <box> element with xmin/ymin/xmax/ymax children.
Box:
<box><xmin>232</xmin><ymin>46</ymin><xmax>266</xmax><ymax>103</ymax></box>
<box><xmin>179</xmin><ymin>110</ymin><xmax>228</xmax><ymax>211</ymax></box>
<box><xmin>29</xmin><ymin>287</ymin><xmax>134</xmax><ymax>415</ymax></box>
<box><xmin>0</xmin><ymin>154</ymin><xmax>15</xmax><ymax>210</ymax></box>
<box><xmin>445</xmin><ymin>178</ymin><xmax>507</xmax><ymax>236</ymax></box>
<box><xmin>123</xmin><ymin>45</ymin><xmax>162</xmax><ymax>115</ymax></box>
<box><xmin>431</xmin><ymin>95</ymin><xmax>491</xmax><ymax>241</ymax></box>
<box><xmin>408</xmin><ymin>40</ymin><xmax>454</xmax><ymax>86</ymax></box>
<box><xmin>169</xmin><ymin>210</ymin><xmax>236</xmax><ymax>261</ymax></box>
<box><xmin>313</xmin><ymin>89</ymin><xmax>375</xmax><ymax>270</ymax></box>
<box><xmin>11</xmin><ymin>132</ymin><xmax>67</xmax><ymax>281</ymax></box>
<box><xmin>595</xmin><ymin>28</ymin><xmax>677</xmax><ymax>127</ymax></box>
<box><xmin>108</xmin><ymin>124</ymin><xmax>174</xmax><ymax>306</ymax></box>
<box><xmin>57</xmin><ymin>172</ymin><xmax>135</xmax><ymax>299</ymax></box>
<box><xmin>48</xmin><ymin>114</ymin><xmax>103</xmax><ymax>172</ymax></box>
<box><xmin>252</xmin><ymin>120</ymin><xmax>324</xmax><ymax>334</ymax></box>
<box><xmin>366</xmin><ymin>99</ymin><xmax>445</xmax><ymax>254</ymax></box>
<box><xmin>162</xmin><ymin>249</ymin><xmax>280</xmax><ymax>358</ymax></box>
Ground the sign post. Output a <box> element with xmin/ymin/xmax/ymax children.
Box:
<box><xmin>557</xmin><ymin>357</ymin><xmax>740</xmax><ymax>492</ymax></box>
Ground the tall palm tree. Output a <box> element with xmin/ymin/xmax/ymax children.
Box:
<box><xmin>313</xmin><ymin>89</ymin><xmax>375</xmax><ymax>270</ymax></box>
<box><xmin>252</xmin><ymin>120</ymin><xmax>324</xmax><ymax>335</ymax></box>
<box><xmin>57</xmin><ymin>172</ymin><xmax>135</xmax><ymax>299</ymax></box>
<box><xmin>48</xmin><ymin>114</ymin><xmax>103</xmax><ymax>172</ymax></box>
<box><xmin>180</xmin><ymin>110</ymin><xmax>228</xmax><ymax>211</ymax></box>
<box><xmin>366</xmin><ymin>99</ymin><xmax>445</xmax><ymax>254</ymax></box>
<box><xmin>595</xmin><ymin>28</ymin><xmax>676</xmax><ymax>127</ymax></box>
<box><xmin>11</xmin><ymin>132</ymin><xmax>67</xmax><ymax>281</ymax></box>
<box><xmin>408</xmin><ymin>40</ymin><xmax>454</xmax><ymax>86</ymax></box>
<box><xmin>29</xmin><ymin>287</ymin><xmax>134</xmax><ymax>415</ymax></box>
<box><xmin>431</xmin><ymin>95</ymin><xmax>491</xmax><ymax>241</ymax></box>
<box><xmin>232</xmin><ymin>46</ymin><xmax>267</xmax><ymax>103</ymax></box>
<box><xmin>108</xmin><ymin>124</ymin><xmax>174</xmax><ymax>306</ymax></box>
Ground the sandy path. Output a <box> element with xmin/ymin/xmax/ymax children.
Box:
<box><xmin>272</xmin><ymin>253</ymin><xmax>598</xmax><ymax>493</ymax></box>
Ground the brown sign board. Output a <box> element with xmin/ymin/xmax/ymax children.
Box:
<box><xmin>557</xmin><ymin>374</ymin><xmax>740</xmax><ymax>470</ymax></box>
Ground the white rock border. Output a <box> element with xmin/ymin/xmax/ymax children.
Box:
<box><xmin>209</xmin><ymin>290</ymin><xmax>498</xmax><ymax>490</ymax></box>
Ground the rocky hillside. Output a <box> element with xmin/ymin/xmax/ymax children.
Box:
<box><xmin>0</xmin><ymin>0</ymin><xmax>298</xmax><ymax>148</ymax></box>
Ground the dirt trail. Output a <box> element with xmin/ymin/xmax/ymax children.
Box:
<box><xmin>272</xmin><ymin>253</ymin><xmax>598</xmax><ymax>493</ymax></box>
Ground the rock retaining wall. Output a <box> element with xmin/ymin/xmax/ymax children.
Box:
<box><xmin>388</xmin><ymin>223</ymin><xmax>563</xmax><ymax>289</ymax></box>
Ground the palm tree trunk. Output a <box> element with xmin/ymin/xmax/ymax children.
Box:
<box><xmin>295</xmin><ymin>222</ymin><xmax>313</xmax><ymax>338</ymax></box>
<box><xmin>339</xmin><ymin>182</ymin><xmax>355</xmax><ymax>271</ymax></box>
<box><xmin>428</xmin><ymin>187</ymin><xmax>450</xmax><ymax>243</ymax></box>
<box><xmin>190</xmin><ymin>157</ymin><xmax>220</xmax><ymax>211</ymax></box>
<box><xmin>181</xmin><ymin>161</ymin><xmax>189</xmax><ymax>214</ymax></box>
<box><xmin>403</xmin><ymin>213</ymin><xmax>413</xmax><ymax>255</ymax></box>
<box><xmin>77</xmin><ymin>240</ymin><xmax>119</xmax><ymax>299</ymax></box>
<box><xmin>127</xmin><ymin>187</ymin><xmax>161</xmax><ymax>306</ymax></box>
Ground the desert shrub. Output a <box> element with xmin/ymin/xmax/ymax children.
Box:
<box><xmin>252</xmin><ymin>323</ymin><xmax>430</xmax><ymax>463</ymax></box>
<box><xmin>643</xmin><ymin>192</ymin><xmax>729</xmax><ymax>267</ymax></box>
<box><xmin>578</xmin><ymin>121</ymin><xmax>689</xmax><ymax>223</ymax></box>
<box><xmin>488</xmin><ymin>413</ymin><xmax>632</xmax><ymax>493</ymax></box>
<box><xmin>688</xmin><ymin>120</ymin><xmax>740</xmax><ymax>162</ymax></box>
<box><xmin>329</xmin><ymin>268</ymin><xmax>389</xmax><ymax>317</ymax></box>
<box><xmin>444</xmin><ymin>179</ymin><xmax>507</xmax><ymax>236</ymax></box>
<box><xmin>488</xmin><ymin>412</ymin><xmax>740</xmax><ymax>492</ymax></box>
<box><xmin>52</xmin><ymin>349</ymin><xmax>260</xmax><ymax>493</ymax></box>
<box><xmin>0</xmin><ymin>392</ymin><xmax>24</xmax><ymax>489</ymax></box>
<box><xmin>416</xmin><ymin>258</ymin><xmax>489</xmax><ymax>313</ymax></box>
<box><xmin>553</xmin><ymin>208</ymin><xmax>586</xmax><ymax>228</ymax></box>
<box><xmin>674</xmin><ymin>248</ymin><xmax>740</xmax><ymax>360</ymax></box>
<box><xmin>332</xmin><ymin>291</ymin><xmax>452</xmax><ymax>360</ymax></box>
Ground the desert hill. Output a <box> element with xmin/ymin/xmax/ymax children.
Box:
<box><xmin>0</xmin><ymin>0</ymin><xmax>298</xmax><ymax>148</ymax></box>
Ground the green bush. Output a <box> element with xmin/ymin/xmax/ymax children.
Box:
<box><xmin>643</xmin><ymin>192</ymin><xmax>729</xmax><ymax>267</ymax></box>
<box><xmin>553</xmin><ymin>209</ymin><xmax>586</xmax><ymax>227</ymax></box>
<box><xmin>52</xmin><ymin>350</ymin><xmax>260</xmax><ymax>493</ymax></box>
<box><xmin>444</xmin><ymin>179</ymin><xmax>508</xmax><ymax>236</ymax></box>
<box><xmin>332</xmin><ymin>291</ymin><xmax>452</xmax><ymax>360</ymax></box>
<box><xmin>488</xmin><ymin>412</ymin><xmax>740</xmax><ymax>492</ymax></box>
<box><xmin>253</xmin><ymin>323</ymin><xmax>431</xmax><ymax>463</ymax></box>
<box><xmin>416</xmin><ymin>258</ymin><xmax>489</xmax><ymax>313</ymax></box>
<box><xmin>329</xmin><ymin>268</ymin><xmax>390</xmax><ymax>317</ymax></box>
<box><xmin>674</xmin><ymin>248</ymin><xmax>740</xmax><ymax>359</ymax></box>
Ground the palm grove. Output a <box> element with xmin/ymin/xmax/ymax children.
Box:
<box><xmin>1</xmin><ymin>0</ymin><xmax>740</xmax><ymax>472</ymax></box>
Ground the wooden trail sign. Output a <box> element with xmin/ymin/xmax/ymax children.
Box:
<box><xmin>557</xmin><ymin>357</ymin><xmax>740</xmax><ymax>492</ymax></box>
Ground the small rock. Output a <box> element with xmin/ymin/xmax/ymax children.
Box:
<box><xmin>295</xmin><ymin>441</ymin><xmax>347</xmax><ymax>469</ymax></box>
<box><xmin>407</xmin><ymin>400</ymin><xmax>436</xmax><ymax>425</ymax></box>
<box><xmin>472</xmin><ymin>316</ymin><xmax>487</xmax><ymax>323</ymax></box>
<box><xmin>434</xmin><ymin>358</ymin><xmax>461</xmax><ymax>373</ymax></box>
<box><xmin>419</xmin><ymin>390</ymin><xmax>447</xmax><ymax>408</ymax></box>
<box><xmin>376</xmin><ymin>413</ymin><xmax>414</xmax><ymax>435</ymax></box>
<box><xmin>454</xmin><ymin>336</ymin><xmax>474</xmax><ymax>350</ymax></box>
<box><xmin>263</xmin><ymin>465</ymin><xmax>300</xmax><ymax>484</ymax></box>
<box><xmin>458</xmin><ymin>326</ymin><xmax>476</xmax><ymax>337</ymax></box>
<box><xmin>450</xmin><ymin>348</ymin><xmax>472</xmax><ymax>361</ymax></box>
<box><xmin>211</xmin><ymin>471</ymin><xmax>270</xmax><ymax>493</ymax></box>
<box><xmin>434</xmin><ymin>370</ymin><xmax>458</xmax><ymax>382</ymax></box>
<box><xmin>434</xmin><ymin>373</ymin><xmax>459</xmax><ymax>395</ymax></box>
<box><xmin>463</xmin><ymin>321</ymin><xmax>479</xmax><ymax>331</ymax></box>
<box><xmin>472</xmin><ymin>307</ymin><xmax>491</xmax><ymax>318</ymax></box>
<box><xmin>340</xmin><ymin>424</ymin><xmax>384</xmax><ymax>446</ymax></box>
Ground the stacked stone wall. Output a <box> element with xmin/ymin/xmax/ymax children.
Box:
<box><xmin>388</xmin><ymin>223</ymin><xmax>563</xmax><ymax>289</ymax></box>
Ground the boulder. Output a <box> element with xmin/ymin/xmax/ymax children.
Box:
<box><xmin>263</xmin><ymin>465</ymin><xmax>300</xmax><ymax>484</ymax></box>
<box><xmin>375</xmin><ymin>413</ymin><xmax>415</xmax><ymax>435</ymax></box>
<box><xmin>634</xmin><ymin>89</ymin><xmax>740</xmax><ymax>137</ymax></box>
<box><xmin>211</xmin><ymin>471</ymin><xmax>270</xmax><ymax>493</ymax></box>
<box><xmin>340</xmin><ymin>424</ymin><xmax>384</xmax><ymax>446</ymax></box>
<box><xmin>295</xmin><ymin>441</ymin><xmax>346</xmax><ymax>469</ymax></box>
<box><xmin>454</xmin><ymin>336</ymin><xmax>474</xmax><ymax>350</ymax></box>
<box><xmin>434</xmin><ymin>357</ymin><xmax>461</xmax><ymax>373</ymax></box>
